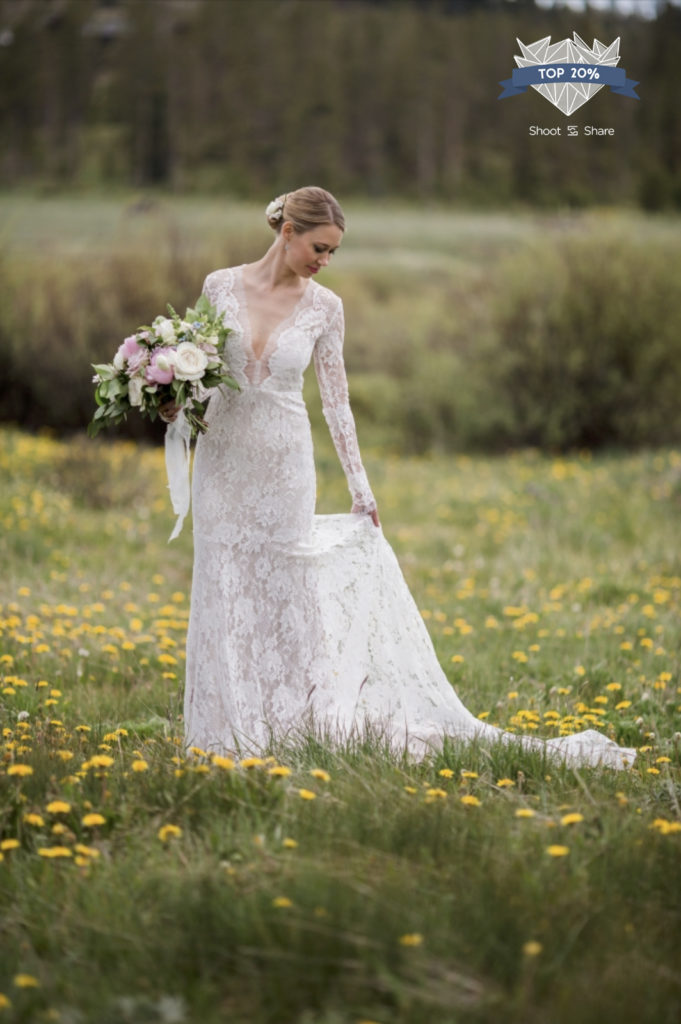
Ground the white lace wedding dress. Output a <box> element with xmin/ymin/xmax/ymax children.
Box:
<box><xmin>183</xmin><ymin>265</ymin><xmax>636</xmax><ymax>769</ymax></box>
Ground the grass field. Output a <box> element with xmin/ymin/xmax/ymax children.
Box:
<box><xmin>1</xmin><ymin>425</ymin><xmax>680</xmax><ymax>1024</ymax></box>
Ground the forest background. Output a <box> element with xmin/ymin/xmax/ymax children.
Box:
<box><xmin>1</xmin><ymin>0</ymin><xmax>681</xmax><ymax>453</ymax></box>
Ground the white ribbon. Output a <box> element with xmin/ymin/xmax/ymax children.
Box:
<box><xmin>165</xmin><ymin>410</ymin><xmax>192</xmax><ymax>541</ymax></box>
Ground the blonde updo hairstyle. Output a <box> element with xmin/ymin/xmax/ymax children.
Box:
<box><xmin>265</xmin><ymin>186</ymin><xmax>345</xmax><ymax>236</ymax></box>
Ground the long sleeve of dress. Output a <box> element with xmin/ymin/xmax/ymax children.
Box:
<box><xmin>313</xmin><ymin>297</ymin><xmax>377</xmax><ymax>514</ymax></box>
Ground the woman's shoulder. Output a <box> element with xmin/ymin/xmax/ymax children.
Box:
<box><xmin>203</xmin><ymin>265</ymin><xmax>242</xmax><ymax>289</ymax></box>
<box><xmin>310</xmin><ymin>279</ymin><xmax>343</xmax><ymax>315</ymax></box>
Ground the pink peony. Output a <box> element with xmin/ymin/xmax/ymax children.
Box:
<box><xmin>145</xmin><ymin>350</ymin><xmax>175</xmax><ymax>385</ymax></box>
<box><xmin>114</xmin><ymin>334</ymin><xmax>148</xmax><ymax>373</ymax></box>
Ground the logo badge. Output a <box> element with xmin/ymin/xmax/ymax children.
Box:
<box><xmin>498</xmin><ymin>33</ymin><xmax>639</xmax><ymax>115</ymax></box>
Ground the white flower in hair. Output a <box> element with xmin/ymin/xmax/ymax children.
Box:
<box><xmin>266</xmin><ymin>196</ymin><xmax>285</xmax><ymax>222</ymax></box>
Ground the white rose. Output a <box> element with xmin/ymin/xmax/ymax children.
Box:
<box><xmin>113</xmin><ymin>349</ymin><xmax>126</xmax><ymax>371</ymax></box>
<box><xmin>173</xmin><ymin>341</ymin><xmax>209</xmax><ymax>381</ymax></box>
<box><xmin>128</xmin><ymin>376</ymin><xmax>144</xmax><ymax>407</ymax></box>
<box><xmin>154</xmin><ymin>317</ymin><xmax>177</xmax><ymax>346</ymax></box>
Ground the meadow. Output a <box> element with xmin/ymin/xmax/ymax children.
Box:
<box><xmin>1</xmin><ymin>426</ymin><xmax>680</xmax><ymax>1024</ymax></box>
<box><xmin>1</xmin><ymin>196</ymin><xmax>680</xmax><ymax>1023</ymax></box>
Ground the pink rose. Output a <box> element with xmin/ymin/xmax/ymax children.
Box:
<box><xmin>145</xmin><ymin>350</ymin><xmax>176</xmax><ymax>385</ymax></box>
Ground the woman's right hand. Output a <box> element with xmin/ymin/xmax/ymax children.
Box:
<box><xmin>159</xmin><ymin>401</ymin><xmax>181</xmax><ymax>423</ymax></box>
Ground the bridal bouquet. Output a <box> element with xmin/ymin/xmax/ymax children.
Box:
<box><xmin>88</xmin><ymin>296</ymin><xmax>239</xmax><ymax>539</ymax></box>
<box><xmin>88</xmin><ymin>295</ymin><xmax>238</xmax><ymax>439</ymax></box>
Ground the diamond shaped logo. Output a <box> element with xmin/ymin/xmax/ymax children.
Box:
<box><xmin>498</xmin><ymin>33</ymin><xmax>639</xmax><ymax>114</ymax></box>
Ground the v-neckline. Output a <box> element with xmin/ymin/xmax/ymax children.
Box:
<box><xmin>237</xmin><ymin>265</ymin><xmax>313</xmax><ymax>364</ymax></box>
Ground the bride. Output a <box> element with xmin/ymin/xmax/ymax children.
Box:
<box><xmin>168</xmin><ymin>186</ymin><xmax>635</xmax><ymax>769</ymax></box>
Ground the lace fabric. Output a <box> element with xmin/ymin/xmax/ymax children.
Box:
<box><xmin>183</xmin><ymin>265</ymin><xmax>636</xmax><ymax>770</ymax></box>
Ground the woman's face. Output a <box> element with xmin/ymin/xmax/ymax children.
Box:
<box><xmin>282</xmin><ymin>222</ymin><xmax>343</xmax><ymax>279</ymax></box>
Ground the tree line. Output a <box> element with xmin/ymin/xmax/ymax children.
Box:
<box><xmin>0</xmin><ymin>0</ymin><xmax>679</xmax><ymax>208</ymax></box>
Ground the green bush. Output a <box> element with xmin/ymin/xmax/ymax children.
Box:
<box><xmin>2</xmin><ymin>226</ymin><xmax>681</xmax><ymax>453</ymax></box>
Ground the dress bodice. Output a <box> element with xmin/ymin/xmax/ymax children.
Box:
<box><xmin>203</xmin><ymin>265</ymin><xmax>340</xmax><ymax>392</ymax></box>
<box><xmin>201</xmin><ymin>265</ymin><xmax>377</xmax><ymax>514</ymax></box>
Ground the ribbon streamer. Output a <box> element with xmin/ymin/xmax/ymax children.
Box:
<box><xmin>165</xmin><ymin>410</ymin><xmax>192</xmax><ymax>541</ymax></box>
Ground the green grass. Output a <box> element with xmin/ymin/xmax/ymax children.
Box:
<box><xmin>1</xmin><ymin>427</ymin><xmax>680</xmax><ymax>1023</ymax></box>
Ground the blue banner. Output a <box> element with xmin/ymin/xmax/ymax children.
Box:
<box><xmin>499</xmin><ymin>64</ymin><xmax>639</xmax><ymax>100</ymax></box>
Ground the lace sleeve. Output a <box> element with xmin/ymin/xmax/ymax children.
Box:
<box><xmin>313</xmin><ymin>297</ymin><xmax>376</xmax><ymax>514</ymax></box>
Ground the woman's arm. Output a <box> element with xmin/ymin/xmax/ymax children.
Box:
<box><xmin>313</xmin><ymin>297</ymin><xmax>379</xmax><ymax>526</ymax></box>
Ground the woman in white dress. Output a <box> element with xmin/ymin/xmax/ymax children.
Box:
<box><xmin>172</xmin><ymin>186</ymin><xmax>635</xmax><ymax>769</ymax></box>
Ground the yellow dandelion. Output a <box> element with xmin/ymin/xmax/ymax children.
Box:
<box><xmin>298</xmin><ymin>789</ymin><xmax>316</xmax><ymax>800</ymax></box>
<box><xmin>546</xmin><ymin>845</ymin><xmax>570</xmax><ymax>857</ymax></box>
<box><xmin>37</xmin><ymin>846</ymin><xmax>73</xmax><ymax>858</ymax></box>
<box><xmin>515</xmin><ymin>808</ymin><xmax>536</xmax><ymax>818</ymax></box>
<box><xmin>398</xmin><ymin>933</ymin><xmax>423</xmax><ymax>947</ymax></box>
<box><xmin>461</xmin><ymin>770</ymin><xmax>478</xmax><ymax>779</ymax></box>
<box><xmin>560</xmin><ymin>813</ymin><xmax>584</xmax><ymax>826</ymax></box>
<box><xmin>85</xmin><ymin>755</ymin><xmax>114</xmax><ymax>768</ymax></box>
<box><xmin>282</xmin><ymin>838</ymin><xmax>298</xmax><ymax>849</ymax></box>
<box><xmin>425</xmin><ymin>788</ymin><xmax>447</xmax><ymax>800</ymax></box>
<box><xmin>74</xmin><ymin>844</ymin><xmax>100</xmax><ymax>858</ymax></box>
<box><xmin>55</xmin><ymin>750</ymin><xmax>74</xmax><ymax>762</ymax></box>
<box><xmin>239</xmin><ymin>757</ymin><xmax>265</xmax><ymax>769</ymax></box>
<box><xmin>656</xmin><ymin>756</ymin><xmax>671</xmax><ymax>764</ymax></box>
<box><xmin>7</xmin><ymin>764</ymin><xmax>33</xmax><ymax>777</ymax></box>
<box><xmin>272</xmin><ymin>896</ymin><xmax>293</xmax><ymax>908</ymax></box>
<box><xmin>309</xmin><ymin>768</ymin><xmax>331</xmax><ymax>782</ymax></box>
<box><xmin>81</xmin><ymin>813</ymin><xmax>106</xmax><ymax>828</ymax></box>
<box><xmin>0</xmin><ymin>839</ymin><xmax>20</xmax><ymax>851</ymax></box>
<box><xmin>496</xmin><ymin>778</ymin><xmax>515</xmax><ymax>788</ymax></box>
<box><xmin>211</xmin><ymin>755</ymin><xmax>234</xmax><ymax>770</ymax></box>
<box><xmin>404</xmin><ymin>786</ymin><xmax>418</xmax><ymax>794</ymax></box>
<box><xmin>46</xmin><ymin>801</ymin><xmax>71</xmax><ymax>815</ymax></box>
<box><xmin>23</xmin><ymin>813</ymin><xmax>45</xmax><ymax>827</ymax></box>
<box><xmin>523</xmin><ymin>940</ymin><xmax>543</xmax><ymax>957</ymax></box>
<box><xmin>438</xmin><ymin>768</ymin><xmax>455</xmax><ymax>779</ymax></box>
<box><xmin>268</xmin><ymin>766</ymin><xmax>292</xmax><ymax>777</ymax></box>
<box><xmin>13</xmin><ymin>975</ymin><xmax>40</xmax><ymax>988</ymax></box>
<box><xmin>131</xmin><ymin>760</ymin><xmax>149</xmax><ymax>772</ymax></box>
<box><xmin>158</xmin><ymin>824</ymin><xmax>182</xmax><ymax>842</ymax></box>
<box><xmin>460</xmin><ymin>794</ymin><xmax>481</xmax><ymax>807</ymax></box>
<box><xmin>0</xmin><ymin>993</ymin><xmax>11</xmax><ymax>1009</ymax></box>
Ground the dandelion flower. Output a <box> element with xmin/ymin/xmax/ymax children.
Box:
<box><xmin>212</xmin><ymin>756</ymin><xmax>235</xmax><ymax>770</ymax></box>
<box><xmin>0</xmin><ymin>839</ymin><xmax>20</xmax><ymax>851</ymax></box>
<box><xmin>523</xmin><ymin>940</ymin><xmax>543</xmax><ymax>957</ymax></box>
<box><xmin>438</xmin><ymin>768</ymin><xmax>455</xmax><ymax>779</ymax></box>
<box><xmin>309</xmin><ymin>768</ymin><xmax>330</xmax><ymax>782</ymax></box>
<box><xmin>46</xmin><ymin>801</ymin><xmax>71</xmax><ymax>815</ymax></box>
<box><xmin>131</xmin><ymin>760</ymin><xmax>149</xmax><ymax>772</ymax></box>
<box><xmin>460</xmin><ymin>794</ymin><xmax>481</xmax><ymax>807</ymax></box>
<box><xmin>158</xmin><ymin>824</ymin><xmax>182</xmax><ymax>842</ymax></box>
<box><xmin>13</xmin><ymin>975</ymin><xmax>40</xmax><ymax>988</ymax></box>
<box><xmin>399</xmin><ymin>933</ymin><xmax>423</xmax><ymax>947</ymax></box>
<box><xmin>268</xmin><ymin>766</ymin><xmax>292</xmax><ymax>777</ymax></box>
<box><xmin>515</xmin><ymin>808</ymin><xmax>536</xmax><ymax>818</ymax></box>
<box><xmin>282</xmin><ymin>838</ymin><xmax>298</xmax><ymax>849</ymax></box>
<box><xmin>0</xmin><ymin>993</ymin><xmax>11</xmax><ymax>1009</ymax></box>
<box><xmin>298</xmin><ymin>789</ymin><xmax>316</xmax><ymax>800</ymax></box>
<box><xmin>81</xmin><ymin>813</ymin><xmax>106</xmax><ymax>828</ymax></box>
<box><xmin>546</xmin><ymin>845</ymin><xmax>570</xmax><ymax>857</ymax></box>
<box><xmin>23</xmin><ymin>814</ymin><xmax>45</xmax><ymax>827</ymax></box>
<box><xmin>240</xmin><ymin>757</ymin><xmax>265</xmax><ymax>769</ymax></box>
<box><xmin>37</xmin><ymin>846</ymin><xmax>73</xmax><ymax>858</ymax></box>
<box><xmin>497</xmin><ymin>778</ymin><xmax>515</xmax><ymax>788</ymax></box>
<box><xmin>7</xmin><ymin>764</ymin><xmax>33</xmax><ymax>777</ymax></box>
<box><xmin>560</xmin><ymin>813</ymin><xmax>584</xmax><ymax>826</ymax></box>
<box><xmin>272</xmin><ymin>896</ymin><xmax>293</xmax><ymax>908</ymax></box>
